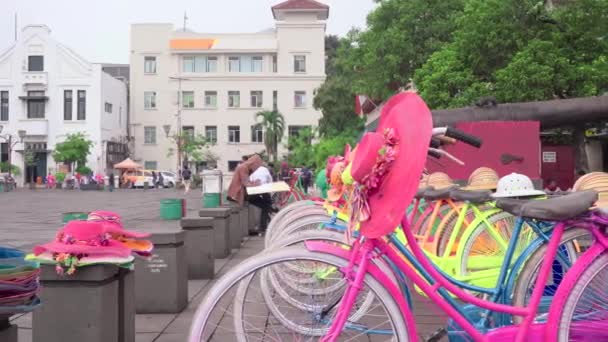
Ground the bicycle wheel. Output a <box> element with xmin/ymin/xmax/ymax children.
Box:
<box><xmin>266</xmin><ymin>200</ymin><xmax>318</xmax><ymax>236</ymax></box>
<box><xmin>553</xmin><ymin>250</ymin><xmax>608</xmax><ymax>341</ymax></box>
<box><xmin>270</xmin><ymin>215</ymin><xmax>342</xmax><ymax>246</ymax></box>
<box><xmin>436</xmin><ymin>204</ymin><xmax>493</xmax><ymax>258</ymax></box>
<box><xmin>265</xmin><ymin>204</ymin><xmax>326</xmax><ymax>244</ymax></box>
<box><xmin>459</xmin><ymin>212</ymin><xmax>532</xmax><ymax>277</ymax></box>
<box><xmin>512</xmin><ymin>228</ymin><xmax>593</xmax><ymax>325</ymax></box>
<box><xmin>189</xmin><ymin>246</ymin><xmax>410</xmax><ymax>341</ymax></box>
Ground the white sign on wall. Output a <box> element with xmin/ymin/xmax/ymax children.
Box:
<box><xmin>542</xmin><ymin>151</ymin><xmax>557</xmax><ymax>163</ymax></box>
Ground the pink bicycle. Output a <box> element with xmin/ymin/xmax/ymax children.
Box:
<box><xmin>188</xmin><ymin>93</ymin><xmax>608</xmax><ymax>341</ymax></box>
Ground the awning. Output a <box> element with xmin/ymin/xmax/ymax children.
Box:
<box><xmin>114</xmin><ymin>158</ymin><xmax>142</xmax><ymax>169</ymax></box>
<box><xmin>18</xmin><ymin>96</ymin><xmax>48</xmax><ymax>101</ymax></box>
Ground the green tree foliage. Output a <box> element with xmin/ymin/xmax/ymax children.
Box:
<box><xmin>286</xmin><ymin>128</ymin><xmax>360</xmax><ymax>170</ymax></box>
<box><xmin>255</xmin><ymin>110</ymin><xmax>285</xmax><ymax>163</ymax></box>
<box><xmin>52</xmin><ymin>133</ymin><xmax>94</xmax><ymax>169</ymax></box>
<box><xmin>286</xmin><ymin>128</ymin><xmax>316</xmax><ymax>168</ymax></box>
<box><xmin>414</xmin><ymin>0</ymin><xmax>608</xmax><ymax>108</ymax></box>
<box><xmin>343</xmin><ymin>0</ymin><xmax>465</xmax><ymax>100</ymax></box>
<box><xmin>0</xmin><ymin>162</ymin><xmax>21</xmax><ymax>176</ymax></box>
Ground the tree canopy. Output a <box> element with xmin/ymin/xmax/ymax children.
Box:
<box><xmin>52</xmin><ymin>133</ymin><xmax>94</xmax><ymax>169</ymax></box>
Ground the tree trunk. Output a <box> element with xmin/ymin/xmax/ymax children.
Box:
<box><xmin>572</xmin><ymin>126</ymin><xmax>589</xmax><ymax>175</ymax></box>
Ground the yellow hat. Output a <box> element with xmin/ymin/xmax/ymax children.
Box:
<box><xmin>573</xmin><ymin>172</ymin><xmax>608</xmax><ymax>208</ymax></box>
<box><xmin>427</xmin><ymin>172</ymin><xmax>456</xmax><ymax>190</ymax></box>
<box><xmin>462</xmin><ymin>167</ymin><xmax>499</xmax><ymax>191</ymax></box>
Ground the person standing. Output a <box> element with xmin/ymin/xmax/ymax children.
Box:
<box><xmin>301</xmin><ymin>166</ymin><xmax>312</xmax><ymax>194</ymax></box>
<box><xmin>151</xmin><ymin>171</ymin><xmax>157</xmax><ymax>189</ymax></box>
<box><xmin>108</xmin><ymin>172</ymin><xmax>115</xmax><ymax>192</ymax></box>
<box><xmin>182</xmin><ymin>166</ymin><xmax>192</xmax><ymax>194</ymax></box>
<box><xmin>157</xmin><ymin>172</ymin><xmax>164</xmax><ymax>189</ymax></box>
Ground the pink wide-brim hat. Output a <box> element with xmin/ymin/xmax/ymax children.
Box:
<box><xmin>351</xmin><ymin>92</ymin><xmax>433</xmax><ymax>238</ymax></box>
<box><xmin>33</xmin><ymin>221</ymin><xmax>133</xmax><ymax>257</ymax></box>
<box><xmin>87</xmin><ymin>210</ymin><xmax>149</xmax><ymax>239</ymax></box>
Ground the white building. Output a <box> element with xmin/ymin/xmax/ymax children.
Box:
<box><xmin>130</xmin><ymin>0</ymin><xmax>328</xmax><ymax>174</ymax></box>
<box><xmin>0</xmin><ymin>25</ymin><xmax>128</xmax><ymax>185</ymax></box>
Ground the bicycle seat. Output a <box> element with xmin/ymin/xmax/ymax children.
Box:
<box><xmin>450</xmin><ymin>189</ymin><xmax>493</xmax><ymax>204</ymax></box>
<box><xmin>424</xmin><ymin>185</ymin><xmax>459</xmax><ymax>201</ymax></box>
<box><xmin>415</xmin><ymin>187</ymin><xmax>429</xmax><ymax>200</ymax></box>
<box><xmin>495</xmin><ymin>190</ymin><xmax>598</xmax><ymax>221</ymax></box>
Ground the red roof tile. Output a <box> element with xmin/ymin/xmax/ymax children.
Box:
<box><xmin>272</xmin><ymin>0</ymin><xmax>329</xmax><ymax>11</ymax></box>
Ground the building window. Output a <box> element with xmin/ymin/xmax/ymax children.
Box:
<box><xmin>272</xmin><ymin>55</ymin><xmax>277</xmax><ymax>73</ymax></box>
<box><xmin>144</xmin><ymin>56</ymin><xmax>156</xmax><ymax>74</ymax></box>
<box><xmin>0</xmin><ymin>91</ymin><xmax>8</xmax><ymax>121</ymax></box>
<box><xmin>182</xmin><ymin>56</ymin><xmax>195</xmax><ymax>73</ymax></box>
<box><xmin>63</xmin><ymin>90</ymin><xmax>72</xmax><ymax>120</ymax></box>
<box><xmin>251</xmin><ymin>124</ymin><xmax>264</xmax><ymax>143</ymax></box>
<box><xmin>27</xmin><ymin>91</ymin><xmax>45</xmax><ymax>119</ymax></box>
<box><xmin>273</xmin><ymin>90</ymin><xmax>278</xmax><ymax>111</ymax></box>
<box><xmin>294</xmin><ymin>55</ymin><xmax>306</xmax><ymax>73</ymax></box>
<box><xmin>182</xmin><ymin>91</ymin><xmax>194</xmax><ymax>108</ymax></box>
<box><xmin>183</xmin><ymin>126</ymin><xmax>195</xmax><ymax>137</ymax></box>
<box><xmin>104</xmin><ymin>102</ymin><xmax>113</xmax><ymax>113</ymax></box>
<box><xmin>207</xmin><ymin>57</ymin><xmax>218</xmax><ymax>72</ymax></box>
<box><xmin>77</xmin><ymin>90</ymin><xmax>86</xmax><ymax>120</ymax></box>
<box><xmin>228</xmin><ymin>57</ymin><xmax>240</xmax><ymax>72</ymax></box>
<box><xmin>228</xmin><ymin>125</ymin><xmax>240</xmax><ymax>143</ymax></box>
<box><xmin>28</xmin><ymin>55</ymin><xmax>44</xmax><ymax>72</ymax></box>
<box><xmin>250</xmin><ymin>91</ymin><xmax>263</xmax><ymax>108</ymax></box>
<box><xmin>288</xmin><ymin>125</ymin><xmax>311</xmax><ymax>142</ymax></box>
<box><xmin>252</xmin><ymin>56</ymin><xmax>263</xmax><ymax>72</ymax></box>
<box><xmin>204</xmin><ymin>91</ymin><xmax>217</xmax><ymax>108</ymax></box>
<box><xmin>228</xmin><ymin>91</ymin><xmax>240</xmax><ymax>108</ymax></box>
<box><xmin>144</xmin><ymin>161</ymin><xmax>158</xmax><ymax>170</ymax></box>
<box><xmin>228</xmin><ymin>161</ymin><xmax>240</xmax><ymax>172</ymax></box>
<box><xmin>0</xmin><ymin>143</ymin><xmax>7</xmax><ymax>163</ymax></box>
<box><xmin>294</xmin><ymin>91</ymin><xmax>306</xmax><ymax>108</ymax></box>
<box><xmin>144</xmin><ymin>91</ymin><xmax>156</xmax><ymax>109</ymax></box>
<box><xmin>205</xmin><ymin>126</ymin><xmax>217</xmax><ymax>144</ymax></box>
<box><xmin>144</xmin><ymin>126</ymin><xmax>157</xmax><ymax>144</ymax></box>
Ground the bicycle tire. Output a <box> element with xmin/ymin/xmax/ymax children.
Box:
<box><xmin>188</xmin><ymin>246</ymin><xmax>410</xmax><ymax>341</ymax></box>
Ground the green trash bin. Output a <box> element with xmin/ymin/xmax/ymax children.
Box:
<box><xmin>62</xmin><ymin>212</ymin><xmax>89</xmax><ymax>223</ymax></box>
<box><xmin>160</xmin><ymin>199</ymin><xmax>183</xmax><ymax>220</ymax></box>
<box><xmin>203</xmin><ymin>193</ymin><xmax>221</xmax><ymax>208</ymax></box>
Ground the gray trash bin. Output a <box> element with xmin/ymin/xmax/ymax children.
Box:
<box><xmin>135</xmin><ymin>231</ymin><xmax>187</xmax><ymax>313</ymax></box>
<box><xmin>198</xmin><ymin>207</ymin><xmax>231</xmax><ymax>258</ymax></box>
<box><xmin>33</xmin><ymin>264</ymin><xmax>135</xmax><ymax>342</ymax></box>
<box><xmin>180</xmin><ymin>217</ymin><xmax>215</xmax><ymax>279</ymax></box>
<box><xmin>0</xmin><ymin>316</ymin><xmax>17</xmax><ymax>342</ymax></box>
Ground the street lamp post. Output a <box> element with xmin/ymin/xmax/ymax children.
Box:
<box><xmin>0</xmin><ymin>125</ymin><xmax>26</xmax><ymax>182</ymax></box>
<box><xmin>169</xmin><ymin>76</ymin><xmax>190</xmax><ymax>180</ymax></box>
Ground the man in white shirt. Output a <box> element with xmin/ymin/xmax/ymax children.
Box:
<box><xmin>247</xmin><ymin>160</ymin><xmax>275</xmax><ymax>236</ymax></box>
<box><xmin>250</xmin><ymin>165</ymin><xmax>273</xmax><ymax>185</ymax></box>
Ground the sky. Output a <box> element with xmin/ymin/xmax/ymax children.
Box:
<box><xmin>0</xmin><ymin>0</ymin><xmax>376</xmax><ymax>64</ymax></box>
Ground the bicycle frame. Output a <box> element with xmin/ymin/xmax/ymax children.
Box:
<box><xmin>308</xmin><ymin>214</ymin><xmax>608</xmax><ymax>342</ymax></box>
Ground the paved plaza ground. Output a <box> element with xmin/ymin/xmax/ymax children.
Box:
<box><xmin>2</xmin><ymin>188</ymin><xmax>446</xmax><ymax>341</ymax></box>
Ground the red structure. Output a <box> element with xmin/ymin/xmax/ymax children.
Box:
<box><xmin>540</xmin><ymin>145</ymin><xmax>575</xmax><ymax>190</ymax></box>
<box><xmin>427</xmin><ymin>121</ymin><xmax>541</xmax><ymax>181</ymax></box>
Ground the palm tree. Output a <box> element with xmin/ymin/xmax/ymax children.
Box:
<box><xmin>255</xmin><ymin>110</ymin><xmax>285</xmax><ymax>163</ymax></box>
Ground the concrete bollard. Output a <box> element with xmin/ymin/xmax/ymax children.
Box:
<box><xmin>198</xmin><ymin>208</ymin><xmax>231</xmax><ymax>258</ymax></box>
<box><xmin>135</xmin><ymin>231</ymin><xmax>187</xmax><ymax>314</ymax></box>
<box><xmin>180</xmin><ymin>217</ymin><xmax>215</xmax><ymax>279</ymax></box>
<box><xmin>0</xmin><ymin>316</ymin><xmax>17</xmax><ymax>342</ymax></box>
<box><xmin>222</xmin><ymin>204</ymin><xmax>241</xmax><ymax>250</ymax></box>
<box><xmin>240</xmin><ymin>202</ymin><xmax>249</xmax><ymax>239</ymax></box>
<box><xmin>248</xmin><ymin>205</ymin><xmax>262</xmax><ymax>234</ymax></box>
<box><xmin>33</xmin><ymin>264</ymin><xmax>135</xmax><ymax>342</ymax></box>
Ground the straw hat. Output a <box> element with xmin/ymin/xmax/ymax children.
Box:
<box><xmin>572</xmin><ymin>172</ymin><xmax>608</xmax><ymax>208</ymax></box>
<box><xmin>419</xmin><ymin>173</ymin><xmax>429</xmax><ymax>189</ymax></box>
<box><xmin>462</xmin><ymin>167</ymin><xmax>499</xmax><ymax>191</ymax></box>
<box><xmin>427</xmin><ymin>172</ymin><xmax>456</xmax><ymax>190</ymax></box>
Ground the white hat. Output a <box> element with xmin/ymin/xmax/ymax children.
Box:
<box><xmin>492</xmin><ymin>173</ymin><xmax>546</xmax><ymax>198</ymax></box>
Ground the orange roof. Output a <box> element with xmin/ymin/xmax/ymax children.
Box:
<box><xmin>169</xmin><ymin>39</ymin><xmax>216</xmax><ymax>50</ymax></box>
